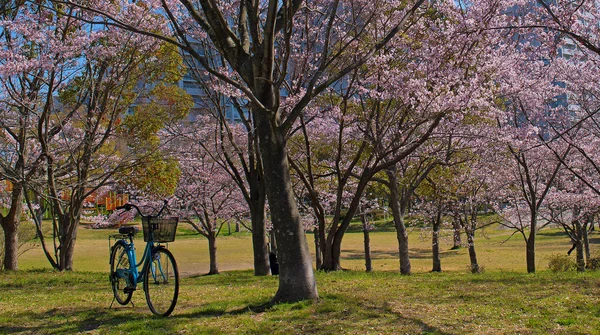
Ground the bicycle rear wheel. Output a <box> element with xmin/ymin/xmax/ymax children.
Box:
<box><xmin>110</xmin><ymin>241</ymin><xmax>133</xmax><ymax>305</ymax></box>
<box><xmin>144</xmin><ymin>248</ymin><xmax>179</xmax><ymax>316</ymax></box>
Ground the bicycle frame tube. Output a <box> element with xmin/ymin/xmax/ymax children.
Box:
<box><xmin>136</xmin><ymin>240</ymin><xmax>155</xmax><ymax>284</ymax></box>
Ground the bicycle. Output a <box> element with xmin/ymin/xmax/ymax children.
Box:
<box><xmin>108</xmin><ymin>200</ymin><xmax>180</xmax><ymax>316</ymax></box>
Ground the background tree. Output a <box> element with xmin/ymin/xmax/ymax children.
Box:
<box><xmin>54</xmin><ymin>0</ymin><xmax>432</xmax><ymax>302</ymax></box>
<box><xmin>545</xmin><ymin>164</ymin><xmax>600</xmax><ymax>271</ymax></box>
<box><xmin>25</xmin><ymin>11</ymin><xmax>190</xmax><ymax>270</ymax></box>
<box><xmin>170</xmin><ymin>51</ymin><xmax>270</xmax><ymax>275</ymax></box>
<box><xmin>288</xmin><ymin>2</ymin><xmax>500</xmax><ymax>272</ymax></box>
<box><xmin>170</xmin><ymin>120</ymin><xmax>247</xmax><ymax>275</ymax></box>
<box><xmin>0</xmin><ymin>1</ymin><xmax>89</xmax><ymax>270</ymax></box>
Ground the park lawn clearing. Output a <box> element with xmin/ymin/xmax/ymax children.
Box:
<box><xmin>3</xmin><ymin>222</ymin><xmax>600</xmax><ymax>334</ymax></box>
<box><xmin>1</xmin><ymin>270</ymin><xmax>600</xmax><ymax>334</ymax></box>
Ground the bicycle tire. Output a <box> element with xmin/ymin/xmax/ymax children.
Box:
<box><xmin>110</xmin><ymin>241</ymin><xmax>133</xmax><ymax>305</ymax></box>
<box><xmin>144</xmin><ymin>247</ymin><xmax>179</xmax><ymax>316</ymax></box>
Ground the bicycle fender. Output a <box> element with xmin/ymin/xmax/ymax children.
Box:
<box><xmin>151</xmin><ymin>245</ymin><xmax>167</xmax><ymax>253</ymax></box>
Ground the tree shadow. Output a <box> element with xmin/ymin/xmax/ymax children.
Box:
<box><xmin>1</xmin><ymin>307</ymin><xmax>150</xmax><ymax>334</ymax></box>
<box><xmin>342</xmin><ymin>247</ymin><xmax>461</xmax><ymax>261</ymax></box>
<box><xmin>175</xmin><ymin>294</ymin><xmax>453</xmax><ymax>335</ymax></box>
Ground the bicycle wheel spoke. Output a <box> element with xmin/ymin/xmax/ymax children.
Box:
<box><xmin>144</xmin><ymin>249</ymin><xmax>179</xmax><ymax>316</ymax></box>
<box><xmin>110</xmin><ymin>242</ymin><xmax>133</xmax><ymax>305</ymax></box>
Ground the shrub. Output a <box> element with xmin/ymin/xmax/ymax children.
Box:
<box><xmin>586</xmin><ymin>256</ymin><xmax>600</xmax><ymax>271</ymax></box>
<box><xmin>466</xmin><ymin>264</ymin><xmax>485</xmax><ymax>274</ymax></box>
<box><xmin>548</xmin><ymin>254</ymin><xmax>576</xmax><ymax>272</ymax></box>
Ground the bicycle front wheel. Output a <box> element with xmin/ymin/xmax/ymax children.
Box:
<box><xmin>110</xmin><ymin>241</ymin><xmax>133</xmax><ymax>305</ymax></box>
<box><xmin>144</xmin><ymin>248</ymin><xmax>179</xmax><ymax>316</ymax></box>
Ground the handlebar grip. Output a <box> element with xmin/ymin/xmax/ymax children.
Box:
<box><xmin>116</xmin><ymin>204</ymin><xmax>131</xmax><ymax>211</ymax></box>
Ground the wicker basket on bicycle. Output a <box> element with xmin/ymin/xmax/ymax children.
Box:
<box><xmin>141</xmin><ymin>217</ymin><xmax>179</xmax><ymax>243</ymax></box>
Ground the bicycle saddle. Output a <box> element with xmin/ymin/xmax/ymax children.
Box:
<box><xmin>119</xmin><ymin>226</ymin><xmax>139</xmax><ymax>235</ymax></box>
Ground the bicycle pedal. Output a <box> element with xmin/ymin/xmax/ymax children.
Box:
<box><xmin>124</xmin><ymin>287</ymin><xmax>136</xmax><ymax>294</ymax></box>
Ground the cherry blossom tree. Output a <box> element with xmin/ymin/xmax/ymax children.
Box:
<box><xmin>544</xmin><ymin>156</ymin><xmax>600</xmax><ymax>271</ymax></box>
<box><xmin>1</xmin><ymin>2</ymin><xmax>190</xmax><ymax>270</ymax></box>
<box><xmin>50</xmin><ymin>0</ymin><xmax>435</xmax><ymax>302</ymax></box>
<box><xmin>288</xmin><ymin>2</ymin><xmax>501</xmax><ymax>272</ymax></box>
<box><xmin>170</xmin><ymin>53</ymin><xmax>271</xmax><ymax>276</ymax></box>
<box><xmin>0</xmin><ymin>1</ymin><xmax>88</xmax><ymax>270</ymax></box>
<box><xmin>169</xmin><ymin>122</ymin><xmax>247</xmax><ymax>275</ymax></box>
<box><xmin>482</xmin><ymin>1</ymin><xmax>600</xmax><ymax>199</ymax></box>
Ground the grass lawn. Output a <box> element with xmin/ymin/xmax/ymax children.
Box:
<box><xmin>1</xmin><ymin>222</ymin><xmax>600</xmax><ymax>334</ymax></box>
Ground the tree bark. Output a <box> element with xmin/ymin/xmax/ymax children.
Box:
<box><xmin>362</xmin><ymin>214</ymin><xmax>372</xmax><ymax>273</ymax></box>
<box><xmin>313</xmin><ymin>226</ymin><xmax>322</xmax><ymax>270</ymax></box>
<box><xmin>386</xmin><ymin>169</ymin><xmax>411</xmax><ymax>275</ymax></box>
<box><xmin>250</xmin><ymin>197</ymin><xmax>270</xmax><ymax>276</ymax></box>
<box><xmin>208</xmin><ymin>234</ymin><xmax>219</xmax><ymax>275</ymax></box>
<box><xmin>255</xmin><ymin>112</ymin><xmax>317</xmax><ymax>302</ymax></box>
<box><xmin>58</xmin><ymin>214</ymin><xmax>78</xmax><ymax>271</ymax></box>
<box><xmin>575</xmin><ymin>221</ymin><xmax>585</xmax><ymax>272</ymax></box>
<box><xmin>583</xmin><ymin>229</ymin><xmax>591</xmax><ymax>264</ymax></box>
<box><xmin>525</xmin><ymin>235</ymin><xmax>536</xmax><ymax>273</ymax></box>
<box><xmin>526</xmin><ymin>214</ymin><xmax>537</xmax><ymax>273</ymax></box>
<box><xmin>1</xmin><ymin>184</ymin><xmax>23</xmax><ymax>271</ymax></box>
<box><xmin>452</xmin><ymin>218</ymin><xmax>462</xmax><ymax>250</ymax></box>
<box><xmin>432</xmin><ymin>211</ymin><xmax>442</xmax><ymax>272</ymax></box>
<box><xmin>466</xmin><ymin>230</ymin><xmax>480</xmax><ymax>273</ymax></box>
<box><xmin>2</xmin><ymin>223</ymin><xmax>19</xmax><ymax>271</ymax></box>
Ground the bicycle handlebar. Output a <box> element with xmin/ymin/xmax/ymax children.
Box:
<box><xmin>116</xmin><ymin>200</ymin><xmax>169</xmax><ymax>219</ymax></box>
<box><xmin>116</xmin><ymin>204</ymin><xmax>133</xmax><ymax>211</ymax></box>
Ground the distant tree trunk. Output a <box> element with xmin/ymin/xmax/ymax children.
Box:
<box><xmin>432</xmin><ymin>209</ymin><xmax>442</xmax><ymax>272</ymax></box>
<box><xmin>466</xmin><ymin>228</ymin><xmax>480</xmax><ymax>273</ymax></box>
<box><xmin>526</xmin><ymin>213</ymin><xmax>537</xmax><ymax>273</ymax></box>
<box><xmin>386</xmin><ymin>168</ymin><xmax>411</xmax><ymax>275</ymax></box>
<box><xmin>583</xmin><ymin>217</ymin><xmax>591</xmax><ymax>264</ymax></box>
<box><xmin>574</xmin><ymin>221</ymin><xmax>585</xmax><ymax>272</ymax></box>
<box><xmin>208</xmin><ymin>234</ymin><xmax>219</xmax><ymax>275</ymax></box>
<box><xmin>452</xmin><ymin>217</ymin><xmax>462</xmax><ymax>250</ymax></box>
<box><xmin>1</xmin><ymin>183</ymin><xmax>23</xmax><ymax>271</ymax></box>
<box><xmin>321</xmin><ymin>177</ymin><xmax>372</xmax><ymax>271</ymax></box>
<box><xmin>269</xmin><ymin>228</ymin><xmax>277</xmax><ymax>253</ymax></box>
<box><xmin>250</xmin><ymin>196</ymin><xmax>270</xmax><ymax>276</ymax></box>
<box><xmin>362</xmin><ymin>213</ymin><xmax>372</xmax><ymax>272</ymax></box>
<box><xmin>313</xmin><ymin>226</ymin><xmax>322</xmax><ymax>270</ymax></box>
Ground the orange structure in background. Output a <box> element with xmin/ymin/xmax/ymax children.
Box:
<box><xmin>105</xmin><ymin>193</ymin><xmax>129</xmax><ymax>211</ymax></box>
<box><xmin>4</xmin><ymin>180</ymin><xmax>13</xmax><ymax>192</ymax></box>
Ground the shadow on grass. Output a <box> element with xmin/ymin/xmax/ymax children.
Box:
<box><xmin>342</xmin><ymin>247</ymin><xmax>461</xmax><ymax>261</ymax></box>
<box><xmin>1</xmin><ymin>306</ymin><xmax>150</xmax><ymax>334</ymax></box>
<box><xmin>173</xmin><ymin>293</ymin><xmax>453</xmax><ymax>334</ymax></box>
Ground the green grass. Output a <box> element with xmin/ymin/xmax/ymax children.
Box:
<box><xmin>18</xmin><ymin>221</ymin><xmax>585</xmax><ymax>274</ymax></box>
<box><xmin>2</xmin><ymin>222</ymin><xmax>600</xmax><ymax>334</ymax></box>
<box><xmin>1</xmin><ymin>270</ymin><xmax>600</xmax><ymax>334</ymax></box>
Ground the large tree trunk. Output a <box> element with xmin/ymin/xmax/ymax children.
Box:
<box><xmin>58</xmin><ymin>214</ymin><xmax>79</xmax><ymax>271</ymax></box>
<box><xmin>1</xmin><ymin>184</ymin><xmax>23</xmax><ymax>271</ymax></box>
<box><xmin>255</xmin><ymin>112</ymin><xmax>317</xmax><ymax>302</ymax></box>
<box><xmin>322</xmin><ymin>232</ymin><xmax>343</xmax><ymax>271</ymax></box>
<box><xmin>208</xmin><ymin>234</ymin><xmax>219</xmax><ymax>275</ymax></box>
<box><xmin>250</xmin><ymin>197</ymin><xmax>270</xmax><ymax>276</ymax></box>
<box><xmin>386</xmin><ymin>169</ymin><xmax>411</xmax><ymax>275</ymax></box>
